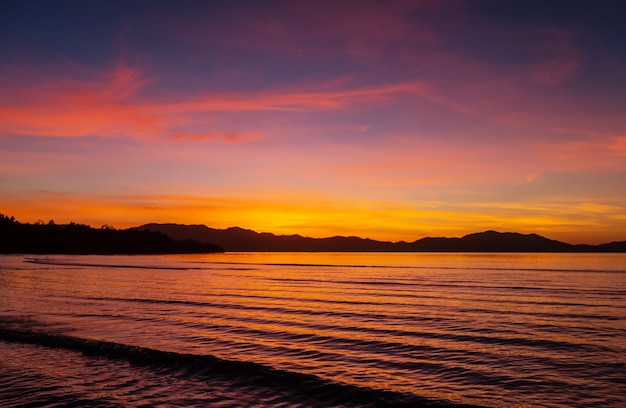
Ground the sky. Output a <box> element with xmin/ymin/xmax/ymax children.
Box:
<box><xmin>1</xmin><ymin>0</ymin><xmax>625</xmax><ymax>244</ymax></box>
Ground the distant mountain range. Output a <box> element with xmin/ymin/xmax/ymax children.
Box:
<box><xmin>138</xmin><ymin>223</ymin><xmax>626</xmax><ymax>252</ymax></box>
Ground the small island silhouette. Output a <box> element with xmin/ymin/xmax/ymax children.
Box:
<box><xmin>0</xmin><ymin>214</ymin><xmax>223</xmax><ymax>254</ymax></box>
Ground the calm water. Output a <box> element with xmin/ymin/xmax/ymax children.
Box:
<box><xmin>1</xmin><ymin>252</ymin><xmax>625</xmax><ymax>407</ymax></box>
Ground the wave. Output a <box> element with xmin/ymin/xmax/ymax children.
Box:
<box><xmin>24</xmin><ymin>257</ymin><xmax>256</xmax><ymax>271</ymax></box>
<box><xmin>20</xmin><ymin>258</ymin><xmax>626</xmax><ymax>300</ymax></box>
<box><xmin>88</xmin><ymin>291</ymin><xmax>625</xmax><ymax>324</ymax></box>
<box><xmin>196</xmin><ymin>260</ymin><xmax>626</xmax><ymax>274</ymax></box>
<box><xmin>24</xmin><ymin>257</ymin><xmax>199</xmax><ymax>270</ymax></box>
<box><xmin>23</xmin><ymin>256</ymin><xmax>626</xmax><ymax>274</ymax></box>
<box><xmin>41</xmin><ymin>291</ymin><xmax>621</xmax><ymax>356</ymax></box>
<box><xmin>0</xmin><ymin>327</ymin><xmax>479</xmax><ymax>408</ymax></box>
<box><xmin>261</xmin><ymin>276</ymin><xmax>626</xmax><ymax>296</ymax></box>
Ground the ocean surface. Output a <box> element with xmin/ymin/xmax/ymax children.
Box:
<box><xmin>1</xmin><ymin>252</ymin><xmax>625</xmax><ymax>407</ymax></box>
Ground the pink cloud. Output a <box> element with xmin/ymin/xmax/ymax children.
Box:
<box><xmin>173</xmin><ymin>131</ymin><xmax>261</xmax><ymax>144</ymax></box>
<box><xmin>530</xmin><ymin>133</ymin><xmax>626</xmax><ymax>172</ymax></box>
<box><xmin>0</xmin><ymin>61</ymin><xmax>162</xmax><ymax>138</ymax></box>
<box><xmin>0</xmin><ymin>12</ymin><xmax>618</xmax><ymax>167</ymax></box>
<box><xmin>163</xmin><ymin>80</ymin><xmax>432</xmax><ymax>113</ymax></box>
<box><xmin>0</xmin><ymin>59</ymin><xmax>437</xmax><ymax>141</ymax></box>
<box><xmin>609</xmin><ymin>135</ymin><xmax>626</xmax><ymax>154</ymax></box>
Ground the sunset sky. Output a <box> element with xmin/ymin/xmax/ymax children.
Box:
<box><xmin>1</xmin><ymin>0</ymin><xmax>625</xmax><ymax>244</ymax></box>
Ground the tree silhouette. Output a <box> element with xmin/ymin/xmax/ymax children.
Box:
<box><xmin>0</xmin><ymin>214</ymin><xmax>223</xmax><ymax>254</ymax></box>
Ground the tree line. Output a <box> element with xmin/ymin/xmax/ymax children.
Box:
<box><xmin>0</xmin><ymin>214</ymin><xmax>223</xmax><ymax>254</ymax></box>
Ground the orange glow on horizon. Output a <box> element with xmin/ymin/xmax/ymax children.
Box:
<box><xmin>2</xmin><ymin>190</ymin><xmax>624</xmax><ymax>245</ymax></box>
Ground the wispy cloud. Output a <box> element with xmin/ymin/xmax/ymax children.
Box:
<box><xmin>172</xmin><ymin>131</ymin><xmax>262</xmax><ymax>144</ymax></box>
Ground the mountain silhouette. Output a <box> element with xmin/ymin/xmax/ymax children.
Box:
<box><xmin>138</xmin><ymin>224</ymin><xmax>399</xmax><ymax>251</ymax></box>
<box><xmin>139</xmin><ymin>224</ymin><xmax>626</xmax><ymax>252</ymax></box>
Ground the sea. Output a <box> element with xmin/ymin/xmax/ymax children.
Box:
<box><xmin>1</xmin><ymin>252</ymin><xmax>625</xmax><ymax>407</ymax></box>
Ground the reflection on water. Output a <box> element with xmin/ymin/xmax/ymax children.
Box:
<box><xmin>1</xmin><ymin>253</ymin><xmax>625</xmax><ymax>407</ymax></box>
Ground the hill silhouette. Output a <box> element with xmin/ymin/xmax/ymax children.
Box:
<box><xmin>140</xmin><ymin>224</ymin><xmax>400</xmax><ymax>251</ymax></box>
<box><xmin>139</xmin><ymin>223</ymin><xmax>626</xmax><ymax>252</ymax></box>
<box><xmin>0</xmin><ymin>214</ymin><xmax>223</xmax><ymax>254</ymax></box>
<box><xmin>413</xmin><ymin>231</ymin><xmax>571</xmax><ymax>252</ymax></box>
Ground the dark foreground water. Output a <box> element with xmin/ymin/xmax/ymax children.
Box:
<box><xmin>1</xmin><ymin>252</ymin><xmax>625</xmax><ymax>407</ymax></box>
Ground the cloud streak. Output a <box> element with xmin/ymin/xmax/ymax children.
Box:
<box><xmin>0</xmin><ymin>61</ymin><xmax>435</xmax><ymax>142</ymax></box>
